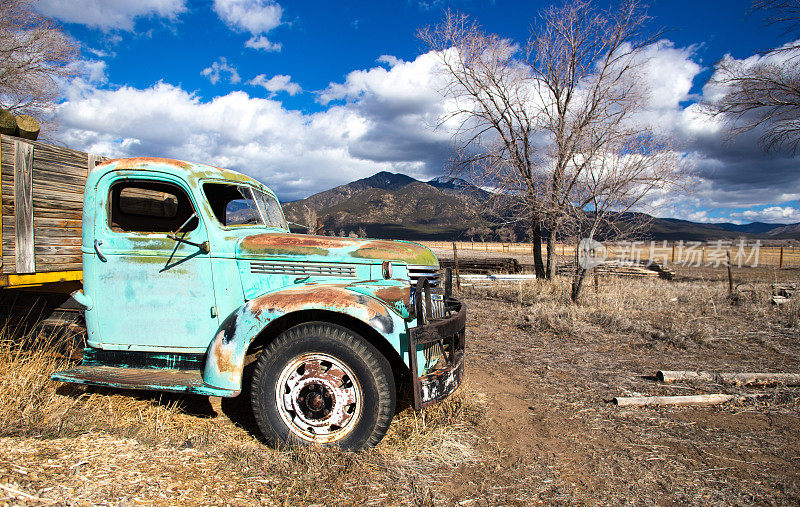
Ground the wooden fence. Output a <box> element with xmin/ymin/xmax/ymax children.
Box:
<box><xmin>420</xmin><ymin>240</ymin><xmax>800</xmax><ymax>269</ymax></box>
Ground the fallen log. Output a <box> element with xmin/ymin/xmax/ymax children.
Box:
<box><xmin>657</xmin><ymin>370</ymin><xmax>800</xmax><ymax>386</ymax></box>
<box><xmin>0</xmin><ymin>109</ymin><xmax>15</xmax><ymax>135</ymax></box>
<box><xmin>719</xmin><ymin>372</ymin><xmax>800</xmax><ymax>386</ymax></box>
<box><xmin>613</xmin><ymin>394</ymin><xmax>734</xmax><ymax>407</ymax></box>
<box><xmin>14</xmin><ymin>114</ymin><xmax>40</xmax><ymax>140</ymax></box>
<box><xmin>657</xmin><ymin>370</ymin><xmax>715</xmax><ymax>382</ymax></box>
<box><xmin>460</xmin><ymin>274</ymin><xmax>538</xmax><ymax>282</ymax></box>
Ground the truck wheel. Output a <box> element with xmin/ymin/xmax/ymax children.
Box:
<box><xmin>250</xmin><ymin>322</ymin><xmax>396</xmax><ymax>450</ymax></box>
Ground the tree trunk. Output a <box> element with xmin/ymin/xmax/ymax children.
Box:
<box><xmin>531</xmin><ymin>218</ymin><xmax>545</xmax><ymax>278</ymax></box>
<box><xmin>571</xmin><ymin>267</ymin><xmax>587</xmax><ymax>302</ymax></box>
<box><xmin>545</xmin><ymin>227</ymin><xmax>556</xmax><ymax>279</ymax></box>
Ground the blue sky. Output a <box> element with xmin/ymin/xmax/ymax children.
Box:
<box><xmin>34</xmin><ymin>0</ymin><xmax>800</xmax><ymax>224</ymax></box>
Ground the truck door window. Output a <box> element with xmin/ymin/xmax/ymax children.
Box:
<box><xmin>203</xmin><ymin>183</ymin><xmax>288</xmax><ymax>230</ymax></box>
<box><xmin>109</xmin><ymin>181</ymin><xmax>198</xmax><ymax>233</ymax></box>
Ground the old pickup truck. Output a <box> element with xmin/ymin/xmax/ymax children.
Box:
<box><xmin>27</xmin><ymin>154</ymin><xmax>466</xmax><ymax>450</ymax></box>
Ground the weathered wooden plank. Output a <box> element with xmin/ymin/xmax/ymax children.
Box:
<box><xmin>2</xmin><ymin>205</ymin><xmax>82</xmax><ymax>220</ymax></box>
<box><xmin>14</xmin><ymin>141</ymin><xmax>34</xmax><ymax>273</ymax></box>
<box><xmin>4</xmin><ymin>252</ymin><xmax>81</xmax><ymax>264</ymax></box>
<box><xmin>6</xmin><ymin>235</ymin><xmax>81</xmax><ymax>247</ymax></box>
<box><xmin>1</xmin><ymin>261</ymin><xmax>82</xmax><ymax>273</ymax></box>
<box><xmin>3</xmin><ymin>216</ymin><xmax>82</xmax><ymax>230</ymax></box>
<box><xmin>0</xmin><ymin>135</ymin><xmax>3</xmax><ymax>271</ymax></box>
<box><xmin>1</xmin><ymin>139</ymin><xmax>9</xmax><ymax>273</ymax></box>
<box><xmin>1</xmin><ymin>165</ymin><xmax>90</xmax><ymax>190</ymax></box>
<box><xmin>88</xmin><ymin>153</ymin><xmax>101</xmax><ymax>172</ymax></box>
<box><xmin>5</xmin><ymin>236</ymin><xmax>81</xmax><ymax>249</ymax></box>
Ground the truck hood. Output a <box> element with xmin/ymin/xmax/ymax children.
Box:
<box><xmin>236</xmin><ymin>233</ymin><xmax>438</xmax><ymax>266</ymax></box>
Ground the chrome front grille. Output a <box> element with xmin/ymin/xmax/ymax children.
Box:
<box><xmin>250</xmin><ymin>261</ymin><xmax>357</xmax><ymax>278</ymax></box>
<box><xmin>408</xmin><ymin>265</ymin><xmax>440</xmax><ymax>288</ymax></box>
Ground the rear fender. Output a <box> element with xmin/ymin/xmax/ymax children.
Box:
<box><xmin>203</xmin><ymin>283</ymin><xmax>408</xmax><ymax>392</ymax></box>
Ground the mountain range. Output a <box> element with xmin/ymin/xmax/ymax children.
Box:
<box><xmin>282</xmin><ymin>171</ymin><xmax>800</xmax><ymax>242</ymax></box>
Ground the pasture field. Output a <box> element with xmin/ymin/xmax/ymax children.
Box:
<box><xmin>422</xmin><ymin>241</ymin><xmax>800</xmax><ymax>269</ymax></box>
<box><xmin>0</xmin><ymin>258</ymin><xmax>799</xmax><ymax>504</ymax></box>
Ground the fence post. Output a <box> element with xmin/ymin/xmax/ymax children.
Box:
<box><xmin>452</xmin><ymin>242</ymin><xmax>461</xmax><ymax>290</ymax></box>
<box><xmin>779</xmin><ymin>246</ymin><xmax>784</xmax><ymax>268</ymax></box>
<box><xmin>671</xmin><ymin>243</ymin><xmax>675</xmax><ymax>263</ymax></box>
<box><xmin>726</xmin><ymin>250</ymin><xmax>734</xmax><ymax>295</ymax></box>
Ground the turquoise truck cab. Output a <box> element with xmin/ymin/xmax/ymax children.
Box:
<box><xmin>53</xmin><ymin>157</ymin><xmax>466</xmax><ymax>450</ymax></box>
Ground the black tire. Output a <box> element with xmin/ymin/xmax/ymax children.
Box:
<box><xmin>250</xmin><ymin>322</ymin><xmax>396</xmax><ymax>450</ymax></box>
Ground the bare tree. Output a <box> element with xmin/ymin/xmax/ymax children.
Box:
<box><xmin>0</xmin><ymin>0</ymin><xmax>78</xmax><ymax>122</ymax></box>
<box><xmin>477</xmin><ymin>226</ymin><xmax>491</xmax><ymax>243</ymax></box>
<box><xmin>706</xmin><ymin>1</ymin><xmax>800</xmax><ymax>152</ymax></box>
<box><xmin>563</xmin><ymin>135</ymin><xmax>687</xmax><ymax>301</ymax></box>
<box><xmin>420</xmin><ymin>0</ymin><xmax>659</xmax><ymax>278</ymax></box>
<box><xmin>357</xmin><ymin>226</ymin><xmax>367</xmax><ymax>238</ymax></box>
<box><xmin>300</xmin><ymin>205</ymin><xmax>318</xmax><ymax>234</ymax></box>
<box><xmin>497</xmin><ymin>226</ymin><xmax>514</xmax><ymax>243</ymax></box>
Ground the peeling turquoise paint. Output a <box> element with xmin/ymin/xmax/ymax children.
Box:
<box><xmin>203</xmin><ymin>282</ymin><xmax>411</xmax><ymax>391</ymax></box>
<box><xmin>72</xmin><ymin>156</ymin><xmax>438</xmax><ymax>395</ymax></box>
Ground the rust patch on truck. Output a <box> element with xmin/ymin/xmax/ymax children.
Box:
<box><xmin>213</xmin><ymin>312</ymin><xmax>243</xmax><ymax>382</ymax></box>
<box><xmin>213</xmin><ymin>339</ymin><xmax>240</xmax><ymax>381</ymax></box>
<box><xmin>249</xmin><ymin>285</ymin><xmax>395</xmax><ymax>334</ymax></box>
<box><xmin>105</xmin><ymin>157</ymin><xmax>193</xmax><ymax>170</ymax></box>
<box><xmin>240</xmin><ymin>234</ymin><xmax>360</xmax><ymax>257</ymax></box>
<box><xmin>368</xmin><ymin>285</ymin><xmax>411</xmax><ymax>306</ymax></box>
<box><xmin>351</xmin><ymin>240</ymin><xmax>437</xmax><ymax>266</ymax></box>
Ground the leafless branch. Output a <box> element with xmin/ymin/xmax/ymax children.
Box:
<box><xmin>419</xmin><ymin>0</ymin><xmax>687</xmax><ymax>293</ymax></box>
<box><xmin>0</xmin><ymin>0</ymin><xmax>78</xmax><ymax>123</ymax></box>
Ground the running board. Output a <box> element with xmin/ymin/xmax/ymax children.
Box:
<box><xmin>52</xmin><ymin>365</ymin><xmax>239</xmax><ymax>397</ymax></box>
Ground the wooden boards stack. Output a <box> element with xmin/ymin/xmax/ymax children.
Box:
<box><xmin>439</xmin><ymin>257</ymin><xmax>521</xmax><ymax>274</ymax></box>
<box><xmin>0</xmin><ymin>134</ymin><xmax>104</xmax><ymax>277</ymax></box>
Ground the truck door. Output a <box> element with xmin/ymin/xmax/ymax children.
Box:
<box><xmin>91</xmin><ymin>173</ymin><xmax>219</xmax><ymax>351</ymax></box>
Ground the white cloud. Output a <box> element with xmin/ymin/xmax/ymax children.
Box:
<box><xmin>55</xmin><ymin>79</ymin><xmax>413</xmax><ymax>200</ymax></box>
<box><xmin>637</xmin><ymin>41</ymin><xmax>703</xmax><ymax>111</ymax></box>
<box><xmin>201</xmin><ymin>58</ymin><xmax>241</xmax><ymax>85</ymax></box>
<box><xmin>377</xmin><ymin>55</ymin><xmax>401</xmax><ymax>68</ymax></box>
<box><xmin>213</xmin><ymin>0</ymin><xmax>283</xmax><ymax>52</ymax></box>
<box><xmin>245</xmin><ymin>35</ymin><xmax>282</xmax><ymax>52</ymax></box>
<box><xmin>49</xmin><ymin>43</ymin><xmax>800</xmax><ymax>219</ymax></box>
<box><xmin>247</xmin><ymin>74</ymin><xmax>301</xmax><ymax>96</ymax></box>
<box><xmin>74</xmin><ymin>60</ymin><xmax>108</xmax><ymax>85</ymax></box>
<box><xmin>318</xmin><ymin>52</ymin><xmax>443</xmax><ymax>108</ymax></box>
<box><xmin>686</xmin><ymin>210</ymin><xmax>728</xmax><ymax>224</ymax></box>
<box><xmin>732</xmin><ymin>206</ymin><xmax>800</xmax><ymax>223</ymax></box>
<box><xmin>35</xmin><ymin>0</ymin><xmax>186</xmax><ymax>31</ymax></box>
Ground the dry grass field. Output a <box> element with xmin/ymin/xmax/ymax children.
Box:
<box><xmin>423</xmin><ymin>241</ymin><xmax>800</xmax><ymax>269</ymax></box>
<box><xmin>1</xmin><ymin>260</ymin><xmax>799</xmax><ymax>504</ymax></box>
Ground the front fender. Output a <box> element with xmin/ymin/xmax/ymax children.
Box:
<box><xmin>203</xmin><ymin>283</ymin><xmax>409</xmax><ymax>392</ymax></box>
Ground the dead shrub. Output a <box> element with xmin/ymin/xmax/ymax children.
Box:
<box><xmin>787</xmin><ymin>296</ymin><xmax>800</xmax><ymax>328</ymax></box>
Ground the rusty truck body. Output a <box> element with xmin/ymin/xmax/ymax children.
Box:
<box><xmin>0</xmin><ymin>135</ymin><xmax>466</xmax><ymax>450</ymax></box>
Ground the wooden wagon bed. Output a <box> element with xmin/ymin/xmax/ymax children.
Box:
<box><xmin>0</xmin><ymin>134</ymin><xmax>104</xmax><ymax>288</ymax></box>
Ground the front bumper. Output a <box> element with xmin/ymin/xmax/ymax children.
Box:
<box><xmin>408</xmin><ymin>272</ymin><xmax>466</xmax><ymax>409</ymax></box>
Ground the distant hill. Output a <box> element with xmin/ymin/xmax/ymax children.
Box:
<box><xmin>765</xmin><ymin>222</ymin><xmax>800</xmax><ymax>238</ymax></box>
<box><xmin>284</xmin><ymin>175</ymin><xmax>488</xmax><ymax>239</ymax></box>
<box><xmin>282</xmin><ymin>171</ymin><xmax>800</xmax><ymax>241</ymax></box>
<box><xmin>288</xmin><ymin>171</ymin><xmax>418</xmax><ymax>212</ymax></box>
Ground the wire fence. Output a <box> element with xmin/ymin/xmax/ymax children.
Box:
<box><xmin>420</xmin><ymin>240</ymin><xmax>800</xmax><ymax>269</ymax></box>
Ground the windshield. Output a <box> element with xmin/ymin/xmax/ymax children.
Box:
<box><xmin>203</xmin><ymin>183</ymin><xmax>288</xmax><ymax>230</ymax></box>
